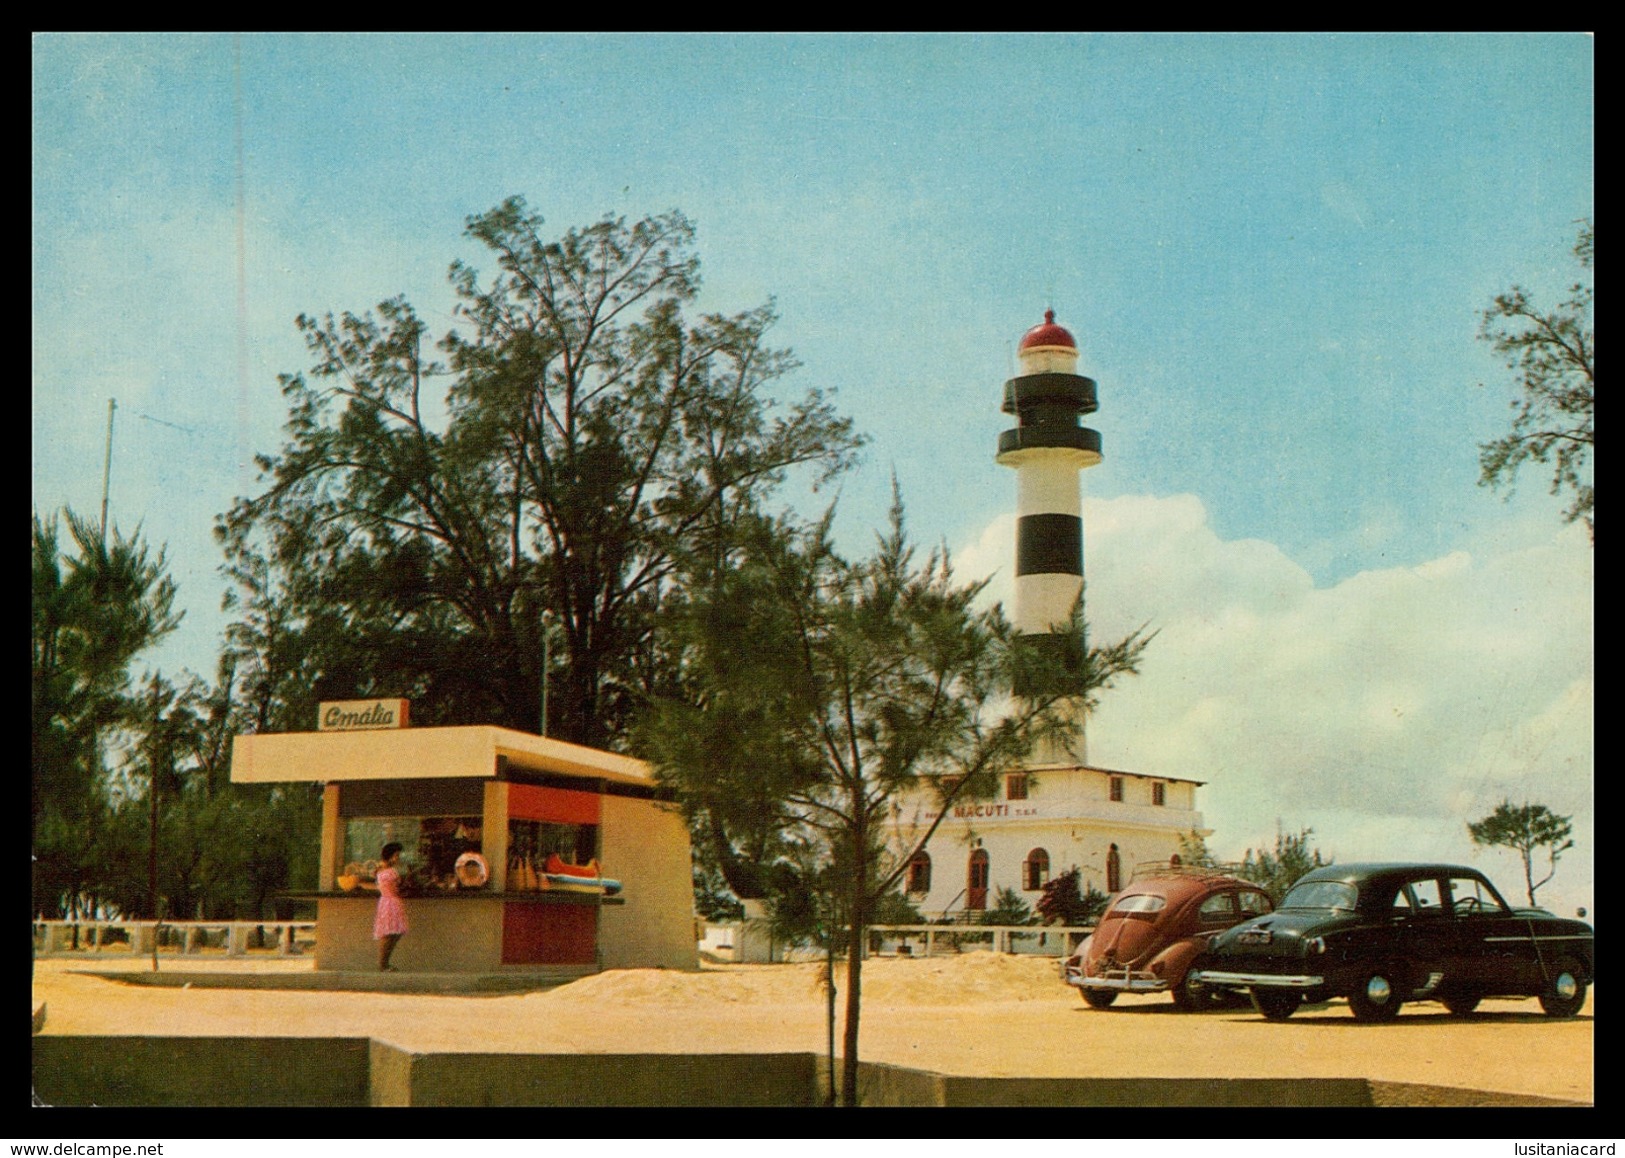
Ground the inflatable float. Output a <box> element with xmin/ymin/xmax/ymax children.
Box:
<box><xmin>535</xmin><ymin>854</ymin><xmax>623</xmax><ymax>896</ymax></box>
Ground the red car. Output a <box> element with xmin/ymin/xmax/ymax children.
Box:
<box><xmin>1063</xmin><ymin>867</ymin><xmax>1274</xmax><ymax>1010</ymax></box>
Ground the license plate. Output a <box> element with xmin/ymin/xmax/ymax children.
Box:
<box><xmin>1239</xmin><ymin>930</ymin><xmax>1272</xmax><ymax>944</ymax></box>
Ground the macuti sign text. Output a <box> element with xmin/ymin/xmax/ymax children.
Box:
<box><xmin>318</xmin><ymin>698</ymin><xmax>410</xmax><ymax>732</ymax></box>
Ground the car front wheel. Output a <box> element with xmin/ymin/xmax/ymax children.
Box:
<box><xmin>1441</xmin><ymin>993</ymin><xmax>1481</xmax><ymax>1016</ymax></box>
<box><xmin>1172</xmin><ymin>974</ymin><xmax>1225</xmax><ymax>1012</ymax></box>
<box><xmin>1251</xmin><ymin>987</ymin><xmax>1301</xmax><ymax>1021</ymax></box>
<box><xmin>1538</xmin><ymin>960</ymin><xmax>1587</xmax><ymax>1018</ymax></box>
<box><xmin>1348</xmin><ymin>969</ymin><xmax>1404</xmax><ymax>1022</ymax></box>
<box><xmin>1081</xmin><ymin>987</ymin><xmax>1118</xmax><ymax>1009</ymax></box>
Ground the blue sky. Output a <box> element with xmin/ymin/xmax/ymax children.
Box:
<box><xmin>33</xmin><ymin>34</ymin><xmax>1593</xmax><ymax>908</ymax></box>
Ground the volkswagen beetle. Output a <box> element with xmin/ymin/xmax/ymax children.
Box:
<box><xmin>1063</xmin><ymin>867</ymin><xmax>1273</xmax><ymax>1010</ymax></box>
<box><xmin>1188</xmin><ymin>863</ymin><xmax>1594</xmax><ymax>1022</ymax></box>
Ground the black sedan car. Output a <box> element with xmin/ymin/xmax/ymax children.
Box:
<box><xmin>1188</xmin><ymin>863</ymin><xmax>1594</xmax><ymax>1022</ymax></box>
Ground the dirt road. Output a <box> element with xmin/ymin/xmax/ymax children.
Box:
<box><xmin>31</xmin><ymin>953</ymin><xmax>1593</xmax><ymax>1104</ymax></box>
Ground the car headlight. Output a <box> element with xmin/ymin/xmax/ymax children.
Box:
<box><xmin>1305</xmin><ymin>936</ymin><xmax>1326</xmax><ymax>955</ymax></box>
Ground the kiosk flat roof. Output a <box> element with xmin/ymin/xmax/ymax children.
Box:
<box><xmin>230</xmin><ymin>725</ymin><xmax>654</xmax><ymax>787</ymax></box>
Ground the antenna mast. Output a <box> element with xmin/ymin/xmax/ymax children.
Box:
<box><xmin>100</xmin><ymin>398</ymin><xmax>117</xmax><ymax>545</ymax></box>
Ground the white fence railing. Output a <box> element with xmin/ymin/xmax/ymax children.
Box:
<box><xmin>32</xmin><ymin>919</ymin><xmax>317</xmax><ymax>958</ymax></box>
<box><xmin>867</xmin><ymin>923</ymin><xmax>1094</xmax><ymax>959</ymax></box>
<box><xmin>699</xmin><ymin>922</ymin><xmax>1096</xmax><ymax>963</ymax></box>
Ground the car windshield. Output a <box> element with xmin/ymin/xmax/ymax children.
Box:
<box><xmin>1280</xmin><ymin>881</ymin><xmax>1357</xmax><ymax>911</ymax></box>
<box><xmin>1111</xmin><ymin>893</ymin><xmax>1167</xmax><ymax>914</ymax></box>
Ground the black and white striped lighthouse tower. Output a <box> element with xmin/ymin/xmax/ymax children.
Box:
<box><xmin>996</xmin><ymin>310</ymin><xmax>1102</xmax><ymax>762</ymax></box>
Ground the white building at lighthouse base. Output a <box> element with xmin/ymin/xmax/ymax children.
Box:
<box><xmin>883</xmin><ymin>762</ymin><xmax>1207</xmax><ymax>918</ymax></box>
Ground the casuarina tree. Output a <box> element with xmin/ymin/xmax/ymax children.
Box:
<box><xmin>1239</xmin><ymin>825</ymin><xmax>1330</xmax><ymax>904</ymax></box>
<box><xmin>1468</xmin><ymin>800</ymin><xmax>1574</xmax><ymax>907</ymax></box>
<box><xmin>219</xmin><ymin>198</ymin><xmax>862</xmax><ymax>745</ymax></box>
<box><xmin>1478</xmin><ymin>219</ymin><xmax>1593</xmax><ymax>541</ymax></box>
<box><xmin>640</xmin><ymin>485</ymin><xmax>1151</xmax><ymax>1105</ymax></box>
<box><xmin>32</xmin><ymin>509</ymin><xmax>181</xmax><ymax>918</ymax></box>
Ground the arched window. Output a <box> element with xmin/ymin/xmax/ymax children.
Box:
<box><xmin>1107</xmin><ymin>844</ymin><xmax>1122</xmax><ymax>893</ymax></box>
<box><xmin>967</xmin><ymin>849</ymin><xmax>990</xmax><ymax>910</ymax></box>
<box><xmin>1170</xmin><ymin>853</ymin><xmax>1183</xmax><ymax>868</ymax></box>
<box><xmin>1023</xmin><ymin>848</ymin><xmax>1050</xmax><ymax>891</ymax></box>
<box><xmin>906</xmin><ymin>851</ymin><xmax>932</xmax><ymax>894</ymax></box>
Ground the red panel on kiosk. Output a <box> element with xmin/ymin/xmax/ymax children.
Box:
<box><xmin>507</xmin><ymin>782</ymin><xmax>601</xmax><ymax>825</ymax></box>
<box><xmin>503</xmin><ymin>903</ymin><xmax>597</xmax><ymax>964</ymax></box>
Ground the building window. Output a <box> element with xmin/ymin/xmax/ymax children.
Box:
<box><xmin>1152</xmin><ymin>782</ymin><xmax>1166</xmax><ymax>806</ymax></box>
<box><xmin>906</xmin><ymin>852</ymin><xmax>932</xmax><ymax>894</ymax></box>
<box><xmin>967</xmin><ymin>849</ymin><xmax>990</xmax><ymax>910</ymax></box>
<box><xmin>1023</xmin><ymin>848</ymin><xmax>1050</xmax><ymax>891</ymax></box>
<box><xmin>1107</xmin><ymin>844</ymin><xmax>1122</xmax><ymax>893</ymax></box>
<box><xmin>1006</xmin><ymin>773</ymin><xmax>1029</xmax><ymax>801</ymax></box>
<box><xmin>1109</xmin><ymin>776</ymin><xmax>1124</xmax><ymax>802</ymax></box>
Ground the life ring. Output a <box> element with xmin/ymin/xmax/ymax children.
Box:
<box><xmin>454</xmin><ymin>851</ymin><xmax>490</xmax><ymax>888</ymax></box>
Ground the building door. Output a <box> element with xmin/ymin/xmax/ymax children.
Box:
<box><xmin>967</xmin><ymin>849</ymin><xmax>990</xmax><ymax>911</ymax></box>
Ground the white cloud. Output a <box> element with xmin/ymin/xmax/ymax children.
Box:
<box><xmin>954</xmin><ymin>494</ymin><xmax>1594</xmax><ymax>914</ymax></box>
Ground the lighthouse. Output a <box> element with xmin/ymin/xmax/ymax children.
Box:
<box><xmin>880</xmin><ymin>312</ymin><xmax>1206</xmax><ymax>918</ymax></box>
<box><xmin>996</xmin><ymin>310</ymin><xmax>1101</xmax><ymax>760</ymax></box>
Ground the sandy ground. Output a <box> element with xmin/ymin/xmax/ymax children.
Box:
<box><xmin>31</xmin><ymin>953</ymin><xmax>1593</xmax><ymax>1104</ymax></box>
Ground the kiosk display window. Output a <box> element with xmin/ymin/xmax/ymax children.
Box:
<box><xmin>343</xmin><ymin>815</ymin><xmax>484</xmax><ymax>891</ymax></box>
<box><xmin>508</xmin><ymin>818</ymin><xmax>599</xmax><ymax>890</ymax></box>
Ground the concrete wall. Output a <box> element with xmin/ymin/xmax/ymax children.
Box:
<box><xmin>855</xmin><ymin>1064</ymin><xmax>1375</xmax><ymax>1107</ymax></box>
<box><xmin>33</xmin><ymin>1038</ymin><xmax>1578</xmax><ymax>1107</ymax></box>
<box><xmin>372</xmin><ymin>1043</ymin><xmax>817</xmax><ymax>1107</ymax></box>
<box><xmin>32</xmin><ymin>1036</ymin><xmax>369</xmax><ymax>1107</ymax></box>
<box><xmin>367</xmin><ymin>1039</ymin><xmax>415</xmax><ymax>1107</ymax></box>
<box><xmin>36</xmin><ymin>1036</ymin><xmax>816</xmax><ymax>1108</ymax></box>
<box><xmin>854</xmin><ymin>1061</ymin><xmax>947</xmax><ymax>1107</ymax></box>
<box><xmin>936</xmin><ymin>1074</ymin><xmax>1375</xmax><ymax>1107</ymax></box>
<box><xmin>598</xmin><ymin>794</ymin><xmax>697</xmax><ymax>970</ymax></box>
<box><xmin>315</xmin><ymin>896</ymin><xmax>505</xmax><ymax>972</ymax></box>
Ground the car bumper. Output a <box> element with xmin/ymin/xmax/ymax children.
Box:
<box><xmin>1188</xmin><ymin>970</ymin><xmax>1324</xmax><ymax>989</ymax></box>
<box><xmin>1065</xmin><ymin>972</ymin><xmax>1170</xmax><ymax>993</ymax></box>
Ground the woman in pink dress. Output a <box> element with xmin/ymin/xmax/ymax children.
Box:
<box><xmin>364</xmin><ymin>842</ymin><xmax>410</xmax><ymax>971</ymax></box>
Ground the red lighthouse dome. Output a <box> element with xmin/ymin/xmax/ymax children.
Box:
<box><xmin>1018</xmin><ymin>309</ymin><xmax>1076</xmax><ymax>351</ymax></box>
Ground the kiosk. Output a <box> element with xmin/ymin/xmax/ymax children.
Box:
<box><xmin>231</xmin><ymin>714</ymin><xmax>696</xmax><ymax>974</ymax></box>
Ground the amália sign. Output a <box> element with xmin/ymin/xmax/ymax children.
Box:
<box><xmin>318</xmin><ymin>698</ymin><xmax>410</xmax><ymax>732</ymax></box>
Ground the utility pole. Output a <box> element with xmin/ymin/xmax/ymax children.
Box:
<box><xmin>100</xmin><ymin>398</ymin><xmax>117</xmax><ymax>545</ymax></box>
<box><xmin>85</xmin><ymin>396</ymin><xmax>116</xmax><ymax>956</ymax></box>
<box><xmin>539</xmin><ymin>611</ymin><xmax>552</xmax><ymax>737</ymax></box>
